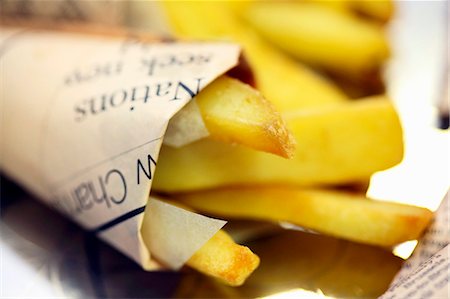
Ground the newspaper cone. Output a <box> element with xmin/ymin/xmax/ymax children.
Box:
<box><xmin>0</xmin><ymin>27</ymin><xmax>242</xmax><ymax>270</ymax></box>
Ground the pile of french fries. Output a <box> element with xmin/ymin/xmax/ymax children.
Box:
<box><xmin>136</xmin><ymin>1</ymin><xmax>433</xmax><ymax>286</ymax></box>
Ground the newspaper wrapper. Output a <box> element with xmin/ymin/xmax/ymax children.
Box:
<box><xmin>0</xmin><ymin>1</ymin><xmax>127</xmax><ymax>26</ymax></box>
<box><xmin>379</xmin><ymin>190</ymin><xmax>450</xmax><ymax>298</ymax></box>
<box><xmin>0</xmin><ymin>27</ymin><xmax>244</xmax><ymax>270</ymax></box>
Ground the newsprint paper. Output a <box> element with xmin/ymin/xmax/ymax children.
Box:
<box><xmin>0</xmin><ymin>27</ymin><xmax>241</xmax><ymax>270</ymax></box>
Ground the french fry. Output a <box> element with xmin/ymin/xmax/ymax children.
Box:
<box><xmin>144</xmin><ymin>197</ymin><xmax>260</xmax><ymax>286</ymax></box>
<box><xmin>174</xmin><ymin>187</ymin><xmax>433</xmax><ymax>247</ymax></box>
<box><xmin>242</xmin><ymin>2</ymin><xmax>389</xmax><ymax>79</ymax></box>
<box><xmin>161</xmin><ymin>1</ymin><xmax>348</xmax><ymax>111</ymax></box>
<box><xmin>307</xmin><ymin>0</ymin><xmax>394</xmax><ymax>23</ymax></box>
<box><xmin>349</xmin><ymin>0</ymin><xmax>394</xmax><ymax>23</ymax></box>
<box><xmin>186</xmin><ymin>229</ymin><xmax>260</xmax><ymax>287</ymax></box>
<box><xmin>153</xmin><ymin>97</ymin><xmax>403</xmax><ymax>192</ymax></box>
<box><xmin>245</xmin><ymin>35</ymin><xmax>348</xmax><ymax>111</ymax></box>
<box><xmin>196</xmin><ymin>75</ymin><xmax>295</xmax><ymax>158</ymax></box>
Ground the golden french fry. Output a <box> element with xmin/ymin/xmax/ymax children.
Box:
<box><xmin>174</xmin><ymin>187</ymin><xmax>433</xmax><ymax>247</ymax></box>
<box><xmin>161</xmin><ymin>1</ymin><xmax>348</xmax><ymax>111</ymax></box>
<box><xmin>307</xmin><ymin>0</ymin><xmax>394</xmax><ymax>23</ymax></box>
<box><xmin>153</xmin><ymin>97</ymin><xmax>403</xmax><ymax>192</ymax></box>
<box><xmin>196</xmin><ymin>75</ymin><xmax>295</xmax><ymax>158</ymax></box>
<box><xmin>147</xmin><ymin>197</ymin><xmax>260</xmax><ymax>286</ymax></box>
<box><xmin>186</xmin><ymin>229</ymin><xmax>260</xmax><ymax>287</ymax></box>
<box><xmin>242</xmin><ymin>2</ymin><xmax>389</xmax><ymax>78</ymax></box>
<box><xmin>306</xmin><ymin>0</ymin><xmax>350</xmax><ymax>12</ymax></box>
<box><xmin>245</xmin><ymin>35</ymin><xmax>348</xmax><ymax>111</ymax></box>
<box><xmin>350</xmin><ymin>0</ymin><xmax>394</xmax><ymax>23</ymax></box>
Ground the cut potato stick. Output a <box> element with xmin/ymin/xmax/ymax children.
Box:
<box><xmin>162</xmin><ymin>1</ymin><xmax>348</xmax><ymax>111</ymax></box>
<box><xmin>243</xmin><ymin>2</ymin><xmax>389</xmax><ymax>78</ymax></box>
<box><xmin>196</xmin><ymin>75</ymin><xmax>295</xmax><ymax>158</ymax></box>
<box><xmin>147</xmin><ymin>197</ymin><xmax>260</xmax><ymax>286</ymax></box>
<box><xmin>153</xmin><ymin>97</ymin><xmax>403</xmax><ymax>192</ymax></box>
<box><xmin>349</xmin><ymin>0</ymin><xmax>394</xmax><ymax>23</ymax></box>
<box><xmin>308</xmin><ymin>0</ymin><xmax>394</xmax><ymax>23</ymax></box>
<box><xmin>186</xmin><ymin>229</ymin><xmax>260</xmax><ymax>287</ymax></box>
<box><xmin>174</xmin><ymin>187</ymin><xmax>433</xmax><ymax>247</ymax></box>
<box><xmin>245</xmin><ymin>35</ymin><xmax>348</xmax><ymax>111</ymax></box>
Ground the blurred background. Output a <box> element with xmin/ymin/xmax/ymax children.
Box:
<box><xmin>1</xmin><ymin>1</ymin><xmax>448</xmax><ymax>298</ymax></box>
